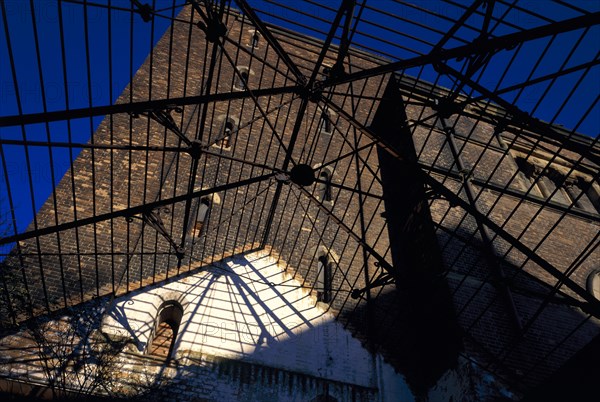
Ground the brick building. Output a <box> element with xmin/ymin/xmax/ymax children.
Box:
<box><xmin>1</xmin><ymin>2</ymin><xmax>599</xmax><ymax>401</ymax></box>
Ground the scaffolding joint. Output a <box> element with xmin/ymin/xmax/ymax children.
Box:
<box><xmin>351</xmin><ymin>271</ymin><xmax>395</xmax><ymax>300</ymax></box>
<box><xmin>274</xmin><ymin>172</ymin><xmax>291</xmax><ymax>184</ymax></box>
<box><xmin>459</xmin><ymin>167</ymin><xmax>473</xmax><ymax>183</ymax></box>
<box><xmin>433</xmin><ymin>97</ymin><xmax>462</xmax><ymax>119</ymax></box>
<box><xmin>301</xmin><ymin>83</ymin><xmax>322</xmax><ymax>103</ymax></box>
<box><xmin>196</xmin><ymin>19</ymin><xmax>227</xmax><ymax>43</ymax></box>
<box><xmin>187</xmin><ymin>140</ymin><xmax>203</xmax><ymax>160</ymax></box>
<box><xmin>425</xmin><ymin>184</ymin><xmax>458</xmax><ymax>207</ymax></box>
<box><xmin>126</xmin><ymin>207</ymin><xmax>185</xmax><ymax>260</ymax></box>
<box><xmin>132</xmin><ymin>107</ymin><xmax>191</xmax><ymax>146</ymax></box>
<box><xmin>131</xmin><ymin>0</ymin><xmax>153</xmax><ymax>22</ymax></box>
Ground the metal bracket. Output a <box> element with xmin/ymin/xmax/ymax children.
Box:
<box><xmin>126</xmin><ymin>207</ymin><xmax>185</xmax><ymax>260</ymax></box>
<box><xmin>131</xmin><ymin>0</ymin><xmax>153</xmax><ymax>22</ymax></box>
<box><xmin>187</xmin><ymin>140</ymin><xmax>203</xmax><ymax>160</ymax></box>
<box><xmin>309</xmin><ymin>85</ymin><xmax>323</xmax><ymax>103</ymax></box>
<box><xmin>196</xmin><ymin>20</ymin><xmax>227</xmax><ymax>43</ymax></box>
<box><xmin>351</xmin><ymin>269</ymin><xmax>395</xmax><ymax>299</ymax></box>
<box><xmin>424</xmin><ymin>183</ymin><xmax>458</xmax><ymax>207</ymax></box>
<box><xmin>189</xmin><ymin>0</ymin><xmax>227</xmax><ymax>43</ymax></box>
<box><xmin>130</xmin><ymin>106</ymin><xmax>191</xmax><ymax>147</ymax></box>
<box><xmin>432</xmin><ymin>97</ymin><xmax>463</xmax><ymax>119</ymax></box>
<box><xmin>331</xmin><ymin>0</ymin><xmax>355</xmax><ymax>80</ymax></box>
<box><xmin>461</xmin><ymin>40</ymin><xmax>501</xmax><ymax>79</ymax></box>
<box><xmin>274</xmin><ymin>172</ymin><xmax>290</xmax><ymax>183</ymax></box>
<box><xmin>459</xmin><ymin>167</ymin><xmax>473</xmax><ymax>183</ymax></box>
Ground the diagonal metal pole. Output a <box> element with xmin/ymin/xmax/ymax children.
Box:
<box><xmin>234</xmin><ymin>0</ymin><xmax>305</xmax><ymax>83</ymax></box>
<box><xmin>436</xmin><ymin>63</ymin><xmax>600</xmax><ymax>165</ymax></box>
<box><xmin>320</xmin><ymin>12</ymin><xmax>600</xmax><ymax>88</ymax></box>
<box><xmin>390</xmin><ymin>76</ymin><xmax>600</xmax><ymax>170</ymax></box>
<box><xmin>0</xmin><ymin>172</ymin><xmax>277</xmax><ymax>246</ymax></box>
<box><xmin>0</xmin><ymin>86</ymin><xmax>300</xmax><ymax>127</ymax></box>
<box><xmin>217</xmin><ymin>44</ymin><xmax>294</xmax><ymax>159</ymax></box>
<box><xmin>479</xmin><ymin>0</ymin><xmax>495</xmax><ymax>39</ymax></box>
<box><xmin>0</xmin><ymin>139</ymin><xmax>186</xmax><ymax>152</ymax></box>
<box><xmin>260</xmin><ymin>0</ymin><xmax>363</xmax><ymax>247</ymax></box>
<box><xmin>177</xmin><ymin>0</ymin><xmax>226</xmax><ymax>255</ymax></box>
<box><xmin>439</xmin><ymin>117</ymin><xmax>523</xmax><ymax>330</ymax></box>
<box><xmin>306</xmin><ymin>0</ymin><xmax>356</xmax><ymax>86</ymax></box>
<box><xmin>430</xmin><ymin>0</ymin><xmax>485</xmax><ymax>53</ymax></box>
<box><xmin>330</xmin><ymin>0</ymin><xmax>356</xmax><ymax>76</ymax></box>
<box><xmin>259</xmin><ymin>96</ymin><xmax>309</xmax><ymax>247</ymax></box>
<box><xmin>473</xmin><ymin>58</ymin><xmax>600</xmax><ymax>102</ymax></box>
<box><xmin>295</xmin><ymin>184</ymin><xmax>394</xmax><ymax>274</ymax></box>
<box><xmin>313</xmin><ymin>178</ymin><xmax>383</xmax><ymax>200</ymax></box>
<box><xmin>323</xmin><ymin>95</ymin><xmax>600</xmax><ymax>316</ymax></box>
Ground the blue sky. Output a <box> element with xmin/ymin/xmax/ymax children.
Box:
<box><xmin>0</xmin><ymin>0</ymin><xmax>175</xmax><ymax>252</ymax></box>
<box><xmin>1</xmin><ymin>0</ymin><xmax>599</xmax><ymax>252</ymax></box>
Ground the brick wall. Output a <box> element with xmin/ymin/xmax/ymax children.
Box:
<box><xmin>2</xmin><ymin>3</ymin><xmax>599</xmax><ymax>400</ymax></box>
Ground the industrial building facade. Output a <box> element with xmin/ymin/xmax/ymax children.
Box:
<box><xmin>1</xmin><ymin>2</ymin><xmax>599</xmax><ymax>401</ymax></box>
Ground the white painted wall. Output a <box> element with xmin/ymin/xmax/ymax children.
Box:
<box><xmin>102</xmin><ymin>251</ymin><xmax>412</xmax><ymax>399</ymax></box>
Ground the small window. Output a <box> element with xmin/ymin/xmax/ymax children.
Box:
<box><xmin>191</xmin><ymin>197</ymin><xmax>211</xmax><ymax>242</ymax></box>
<box><xmin>215</xmin><ymin>119</ymin><xmax>234</xmax><ymax>150</ymax></box>
<box><xmin>321</xmin><ymin>65</ymin><xmax>332</xmax><ymax>80</ymax></box>
<box><xmin>313</xmin><ymin>165</ymin><xmax>334</xmax><ymax>204</ymax></box>
<box><xmin>320</xmin><ymin>110</ymin><xmax>332</xmax><ymax>134</ymax></box>
<box><xmin>234</xmin><ymin>66</ymin><xmax>251</xmax><ymax>90</ymax></box>
<box><xmin>148</xmin><ymin>301</ymin><xmax>183</xmax><ymax>361</ymax></box>
<box><xmin>317</xmin><ymin>170</ymin><xmax>332</xmax><ymax>202</ymax></box>
<box><xmin>239</xmin><ymin>70</ymin><xmax>249</xmax><ymax>88</ymax></box>
<box><xmin>247</xmin><ymin>29</ymin><xmax>260</xmax><ymax>50</ymax></box>
<box><xmin>317</xmin><ymin>255</ymin><xmax>332</xmax><ymax>303</ymax></box>
<box><xmin>587</xmin><ymin>270</ymin><xmax>600</xmax><ymax>300</ymax></box>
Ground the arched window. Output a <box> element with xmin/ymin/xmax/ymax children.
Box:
<box><xmin>321</xmin><ymin>110</ymin><xmax>332</xmax><ymax>134</ymax></box>
<box><xmin>216</xmin><ymin>118</ymin><xmax>235</xmax><ymax>149</ymax></box>
<box><xmin>247</xmin><ymin>29</ymin><xmax>260</xmax><ymax>50</ymax></box>
<box><xmin>213</xmin><ymin>115</ymin><xmax>238</xmax><ymax>151</ymax></box>
<box><xmin>192</xmin><ymin>197</ymin><xmax>211</xmax><ymax>242</ymax></box>
<box><xmin>234</xmin><ymin>66</ymin><xmax>251</xmax><ymax>90</ymax></box>
<box><xmin>239</xmin><ymin>70</ymin><xmax>249</xmax><ymax>88</ymax></box>
<box><xmin>317</xmin><ymin>169</ymin><xmax>332</xmax><ymax>202</ymax></box>
<box><xmin>317</xmin><ymin>255</ymin><xmax>332</xmax><ymax>303</ymax></box>
<box><xmin>587</xmin><ymin>270</ymin><xmax>600</xmax><ymax>300</ymax></box>
<box><xmin>148</xmin><ymin>301</ymin><xmax>183</xmax><ymax>361</ymax></box>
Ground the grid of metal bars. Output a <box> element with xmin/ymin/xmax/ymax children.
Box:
<box><xmin>1</xmin><ymin>0</ymin><xmax>599</xmax><ymax>394</ymax></box>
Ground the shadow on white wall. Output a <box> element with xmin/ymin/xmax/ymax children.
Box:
<box><xmin>101</xmin><ymin>251</ymin><xmax>413</xmax><ymax>400</ymax></box>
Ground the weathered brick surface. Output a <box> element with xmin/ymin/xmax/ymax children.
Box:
<box><xmin>2</xmin><ymin>3</ymin><xmax>599</xmax><ymax>399</ymax></box>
